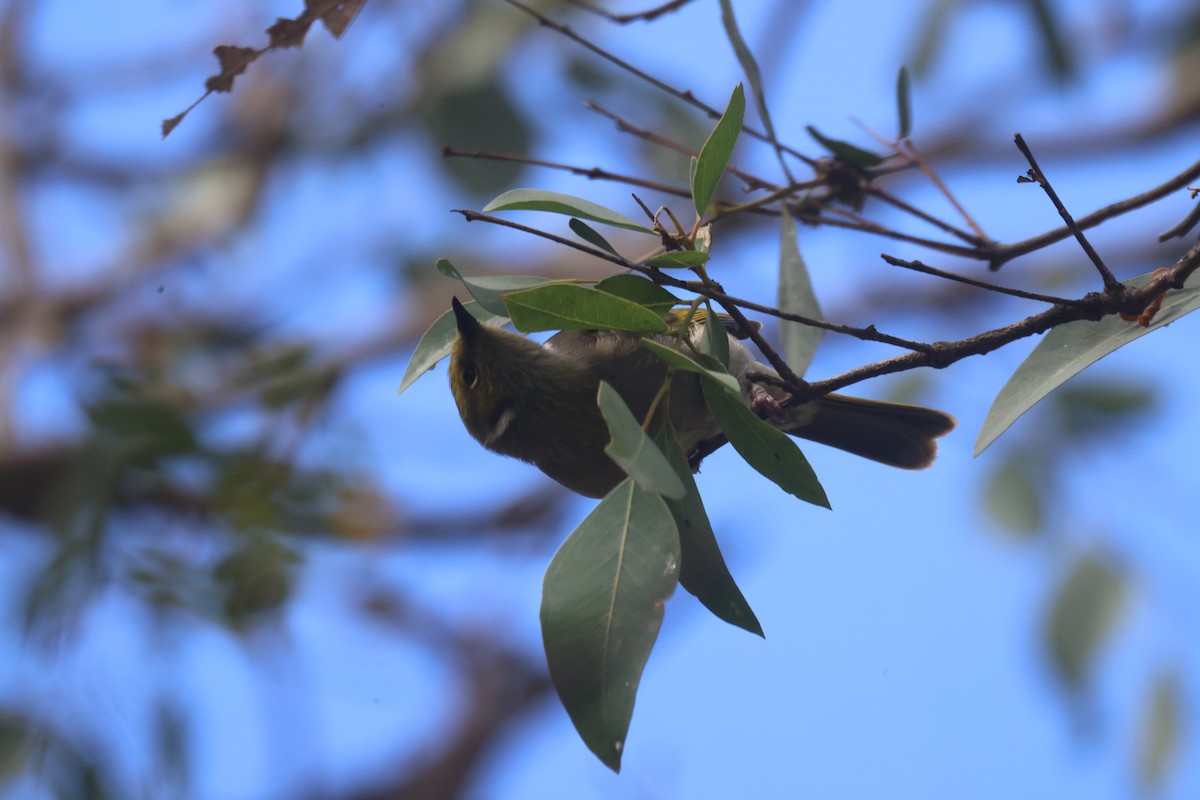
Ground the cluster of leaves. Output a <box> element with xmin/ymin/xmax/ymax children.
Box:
<box><xmin>395</xmin><ymin>0</ymin><xmax>1200</xmax><ymax>769</ymax></box>
<box><xmin>402</xmin><ymin>84</ymin><xmax>816</xmax><ymax>769</ymax></box>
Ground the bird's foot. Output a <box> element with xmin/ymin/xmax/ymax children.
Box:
<box><xmin>749</xmin><ymin>383</ymin><xmax>785</xmax><ymax>419</ymax></box>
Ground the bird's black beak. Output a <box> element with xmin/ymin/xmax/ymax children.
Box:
<box><xmin>451</xmin><ymin>296</ymin><xmax>482</xmax><ymax>343</ymax></box>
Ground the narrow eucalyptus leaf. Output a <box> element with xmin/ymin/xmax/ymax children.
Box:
<box><xmin>541</xmin><ymin>479</ymin><xmax>680</xmax><ymax>771</ymax></box>
<box><xmin>778</xmin><ymin>210</ymin><xmax>822</xmax><ymax>375</ymax></box>
<box><xmin>718</xmin><ymin>1</ymin><xmax>778</xmax><ymax>145</ymax></box>
<box><xmin>805</xmin><ymin>125</ymin><xmax>884</xmax><ymax>168</ymax></box>
<box><xmin>460</xmin><ymin>274</ymin><xmax>557</xmax><ymax>316</ymax></box>
<box><xmin>700</xmin><ymin>304</ymin><xmax>730</xmax><ymax>369</ymax></box>
<box><xmin>896</xmin><ymin>66</ymin><xmax>913</xmax><ymax>138</ymax></box>
<box><xmin>484</xmin><ymin>188</ymin><xmax>652</xmax><ymax>232</ymax></box>
<box><xmin>976</xmin><ymin>269</ymin><xmax>1200</xmax><ymax>455</ymax></box>
<box><xmin>640</xmin><ymin>339</ymin><xmax>739</xmax><ymax>394</ymax></box>
<box><xmin>1044</xmin><ymin>554</ymin><xmax>1125</xmax><ymax>690</ymax></box>
<box><xmin>1138</xmin><ymin>672</ymin><xmax>1183</xmax><ymax>790</ymax></box>
<box><xmin>569</xmin><ymin>218</ymin><xmax>620</xmax><ymax>256</ymax></box>
<box><xmin>654</xmin><ymin>424</ymin><xmax>762</xmax><ymax>636</ymax></box>
<box><xmin>598</xmin><ymin>382</ymin><xmax>685</xmax><ymax>500</ymax></box>
<box><xmin>700</xmin><ymin>376</ymin><xmax>829</xmax><ymax>508</ymax></box>
<box><xmin>692</xmin><ymin>83</ymin><xmax>745</xmax><ymax>217</ymax></box>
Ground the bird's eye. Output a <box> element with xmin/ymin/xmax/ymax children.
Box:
<box><xmin>462</xmin><ymin>365</ymin><xmax>478</xmax><ymax>388</ymax></box>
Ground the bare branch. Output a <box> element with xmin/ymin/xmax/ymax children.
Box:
<box><xmin>501</xmin><ymin>0</ymin><xmax>818</xmax><ymax>167</ymax></box>
<box><xmin>563</xmin><ymin>0</ymin><xmax>698</xmax><ymax>24</ymax></box>
<box><xmin>1014</xmin><ymin>133</ymin><xmax>1122</xmax><ymax>292</ymax></box>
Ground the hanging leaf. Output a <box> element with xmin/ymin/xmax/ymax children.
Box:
<box><xmin>778</xmin><ymin>210</ymin><xmax>823</xmax><ymax>375</ymax></box>
<box><xmin>691</xmin><ymin>83</ymin><xmax>745</xmax><ymax>217</ymax></box>
<box><xmin>569</xmin><ymin>218</ymin><xmax>620</xmax><ymax>255</ymax></box>
<box><xmin>700</xmin><ymin>376</ymin><xmax>829</xmax><ymax>508</ymax></box>
<box><xmin>541</xmin><ymin>479</ymin><xmax>680</xmax><ymax>771</ymax></box>
<box><xmin>806</xmin><ymin>126</ymin><xmax>884</xmax><ymax>169</ymax></box>
<box><xmin>1044</xmin><ymin>554</ymin><xmax>1125</xmax><ymax>689</ymax></box>
<box><xmin>983</xmin><ymin>459</ymin><xmax>1045</xmax><ymax>537</ymax></box>
<box><xmin>896</xmin><ymin>65</ymin><xmax>913</xmax><ymax>138</ymax></box>
<box><xmin>1138</xmin><ymin>672</ymin><xmax>1183</xmax><ymax>791</ymax></box>
<box><xmin>484</xmin><ymin>189</ymin><xmax>651</xmax><ymax>232</ymax></box>
<box><xmin>640</xmin><ymin>339</ymin><xmax>740</xmax><ymax>394</ymax></box>
<box><xmin>718</xmin><ymin>1</ymin><xmax>783</xmax><ymax>166</ymax></box>
<box><xmin>597</xmin><ymin>382</ymin><xmax>685</xmax><ymax>500</ymax></box>
<box><xmin>503</xmin><ymin>284</ymin><xmax>669</xmax><ymax>333</ymax></box>
<box><xmin>654</xmin><ymin>424</ymin><xmax>762</xmax><ymax>636</ymax></box>
<box><xmin>697</xmin><ymin>304</ymin><xmax>730</xmax><ymax>368</ymax></box>
<box><xmin>976</xmin><ymin>268</ymin><xmax>1200</xmax><ymax>455</ymax></box>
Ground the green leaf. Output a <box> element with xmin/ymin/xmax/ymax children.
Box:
<box><xmin>1138</xmin><ymin>672</ymin><xmax>1182</xmax><ymax>791</ymax></box>
<box><xmin>909</xmin><ymin>0</ymin><xmax>958</xmax><ymax>76</ymax></box>
<box><xmin>484</xmin><ymin>189</ymin><xmax>651</xmax><ymax>233</ymax></box>
<box><xmin>699</xmin><ymin>376</ymin><xmax>830</xmax><ymax>508</ymax></box>
<box><xmin>541</xmin><ymin>478</ymin><xmax>680</xmax><ymax>772</ymax></box>
<box><xmin>0</xmin><ymin>711</ymin><xmax>32</xmax><ymax>783</ymax></box>
<box><xmin>654</xmin><ymin>423</ymin><xmax>762</xmax><ymax>636</ymax></box>
<box><xmin>1044</xmin><ymin>554</ymin><xmax>1125</xmax><ymax>690</ymax></box>
<box><xmin>503</xmin><ymin>284</ymin><xmax>669</xmax><ymax>334</ymax></box>
<box><xmin>570</xmin><ymin>218</ymin><xmax>620</xmax><ymax>255</ymax></box>
<box><xmin>718</xmin><ymin>2</ymin><xmax>779</xmax><ymax>149</ymax></box>
<box><xmin>88</xmin><ymin>398</ymin><xmax>196</xmax><ymax>460</ymax></box>
<box><xmin>594</xmin><ymin>274</ymin><xmax>679</xmax><ymax>316</ymax></box>
<box><xmin>805</xmin><ymin>125</ymin><xmax>884</xmax><ymax>169</ymax></box>
<box><xmin>692</xmin><ymin>83</ymin><xmax>745</xmax><ymax>217</ymax></box>
<box><xmin>1027</xmin><ymin>0</ymin><xmax>1073</xmax><ymax>79</ymax></box>
<box><xmin>397</xmin><ymin>299</ymin><xmax>507</xmax><ymax>396</ymax></box>
<box><xmin>463</xmin><ymin>275</ymin><xmax>556</xmax><ymax>316</ymax></box>
<box><xmin>597</xmin><ymin>382</ymin><xmax>685</xmax><ymax>500</ymax></box>
<box><xmin>984</xmin><ymin>459</ymin><xmax>1044</xmax><ymax>536</ymax></box>
<box><xmin>436</xmin><ymin>260</ymin><xmax>555</xmax><ymax>316</ymax></box>
<box><xmin>699</xmin><ymin>304</ymin><xmax>730</xmax><ymax>369</ymax></box>
<box><xmin>896</xmin><ymin>65</ymin><xmax>913</xmax><ymax>138</ymax></box>
<box><xmin>1051</xmin><ymin>380</ymin><xmax>1156</xmax><ymax>439</ymax></box>
<box><xmin>640</xmin><ymin>339</ymin><xmax>740</xmax><ymax>395</ymax></box>
<box><xmin>643</xmin><ymin>251</ymin><xmax>710</xmax><ymax>270</ymax></box>
<box><xmin>778</xmin><ymin>210</ymin><xmax>823</xmax><ymax>375</ymax></box>
<box><xmin>976</xmin><ymin>268</ymin><xmax>1200</xmax><ymax>455</ymax></box>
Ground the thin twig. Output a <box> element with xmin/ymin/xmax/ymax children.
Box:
<box><xmin>867</xmin><ymin>185</ymin><xmax>987</xmax><ymax>246</ymax></box>
<box><xmin>502</xmin><ymin>0</ymin><xmax>818</xmax><ymax>167</ymax></box>
<box><xmin>851</xmin><ymin>119</ymin><xmax>989</xmax><ymax>246</ymax></box>
<box><xmin>1159</xmin><ymin>201</ymin><xmax>1200</xmax><ymax>242</ymax></box>
<box><xmin>879</xmin><ymin>255</ymin><xmax>1086</xmax><ymax>306</ymax></box>
<box><xmin>984</xmin><ymin>157</ymin><xmax>1200</xmax><ymax>269</ymax></box>
<box><xmin>583</xmin><ymin>100</ymin><xmax>780</xmax><ymax>191</ymax></box>
<box><xmin>805</xmin><ymin>240</ymin><xmax>1200</xmax><ymax>397</ymax></box>
<box><xmin>1014</xmin><ymin>133</ymin><xmax>1122</xmax><ymax>293</ymax></box>
<box><xmin>442</xmin><ymin>147</ymin><xmax>778</xmax><ymax>217</ymax></box>
<box><xmin>564</xmin><ymin>0</ymin><xmax>697</xmax><ymax>24</ymax></box>
<box><xmin>566</xmin><ymin>0</ymin><xmax>700</xmax><ymax>24</ymax></box>
<box><xmin>899</xmin><ymin>139</ymin><xmax>990</xmax><ymax>241</ymax></box>
<box><xmin>790</xmin><ymin>207</ymin><xmax>983</xmax><ymax>258</ymax></box>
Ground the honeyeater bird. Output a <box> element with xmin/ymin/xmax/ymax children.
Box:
<box><xmin>448</xmin><ymin>296</ymin><xmax>955</xmax><ymax>498</ymax></box>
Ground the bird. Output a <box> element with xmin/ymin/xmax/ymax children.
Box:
<box><xmin>448</xmin><ymin>296</ymin><xmax>955</xmax><ymax>498</ymax></box>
